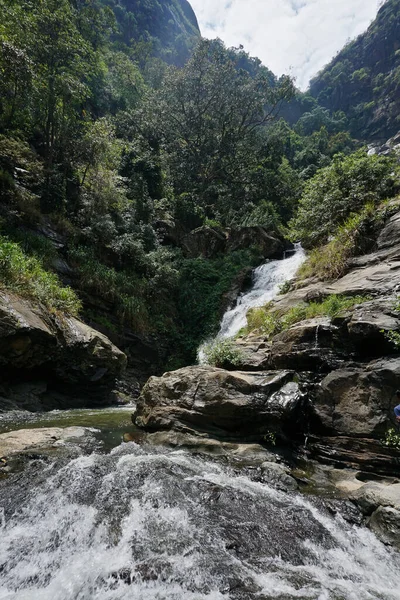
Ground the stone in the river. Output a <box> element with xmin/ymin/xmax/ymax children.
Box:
<box><xmin>0</xmin><ymin>426</ymin><xmax>94</xmax><ymax>458</ymax></box>
<box><xmin>368</xmin><ymin>506</ymin><xmax>400</xmax><ymax>548</ymax></box>
<box><xmin>133</xmin><ymin>365</ymin><xmax>303</xmax><ymax>439</ymax></box>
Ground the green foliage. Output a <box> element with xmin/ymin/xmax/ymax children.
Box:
<box><xmin>0</xmin><ymin>0</ymin><xmax>393</xmax><ymax>373</ymax></box>
<box><xmin>245</xmin><ymin>294</ymin><xmax>370</xmax><ymax>338</ymax></box>
<box><xmin>177</xmin><ymin>250</ymin><xmax>259</xmax><ymax>361</ymax></box>
<box><xmin>289</xmin><ymin>150</ymin><xmax>398</xmax><ymax>247</ymax></box>
<box><xmin>202</xmin><ymin>339</ymin><xmax>244</xmax><ymax>369</ymax></box>
<box><xmin>262</xmin><ymin>431</ymin><xmax>277</xmax><ymax>446</ymax></box>
<box><xmin>0</xmin><ymin>236</ymin><xmax>80</xmax><ymax>314</ymax></box>
<box><xmin>310</xmin><ymin>0</ymin><xmax>400</xmax><ymax>140</ymax></box>
<box><xmin>384</xmin><ymin>330</ymin><xmax>400</xmax><ymax>350</ymax></box>
<box><xmin>136</xmin><ymin>39</ymin><xmax>295</xmax><ymax>225</ymax></box>
<box><xmin>298</xmin><ymin>202</ymin><xmax>382</xmax><ymax>281</ymax></box>
<box><xmin>382</xmin><ymin>428</ymin><xmax>400</xmax><ymax>450</ymax></box>
<box><xmin>278</xmin><ymin>280</ymin><xmax>293</xmax><ymax>295</ymax></box>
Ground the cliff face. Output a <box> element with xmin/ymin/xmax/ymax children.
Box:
<box><xmin>107</xmin><ymin>0</ymin><xmax>201</xmax><ymax>65</ymax></box>
<box><xmin>309</xmin><ymin>0</ymin><xmax>400</xmax><ymax>141</ymax></box>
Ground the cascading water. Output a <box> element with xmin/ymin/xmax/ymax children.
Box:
<box><xmin>0</xmin><ymin>443</ymin><xmax>399</xmax><ymax>600</ymax></box>
<box><xmin>199</xmin><ymin>244</ymin><xmax>306</xmax><ymax>362</ymax></box>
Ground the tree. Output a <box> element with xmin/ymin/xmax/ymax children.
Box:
<box><xmin>135</xmin><ymin>39</ymin><xmax>295</xmax><ymax>224</ymax></box>
<box><xmin>289</xmin><ymin>150</ymin><xmax>399</xmax><ymax>247</ymax></box>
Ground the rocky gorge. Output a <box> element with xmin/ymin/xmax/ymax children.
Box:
<box><xmin>131</xmin><ymin>199</ymin><xmax>400</xmax><ymax>549</ymax></box>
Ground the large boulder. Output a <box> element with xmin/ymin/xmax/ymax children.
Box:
<box><xmin>0</xmin><ymin>427</ymin><xmax>95</xmax><ymax>458</ymax></box>
<box><xmin>133</xmin><ymin>365</ymin><xmax>303</xmax><ymax>439</ymax></box>
<box><xmin>182</xmin><ymin>226</ymin><xmax>227</xmax><ymax>258</ymax></box>
<box><xmin>0</xmin><ymin>292</ymin><xmax>126</xmax><ymax>409</ymax></box>
<box><xmin>270</xmin><ymin>317</ymin><xmax>342</xmax><ymax>371</ymax></box>
<box><xmin>312</xmin><ymin>358</ymin><xmax>400</xmax><ymax>437</ymax></box>
<box><xmin>226</xmin><ymin>227</ymin><xmax>285</xmax><ymax>257</ymax></box>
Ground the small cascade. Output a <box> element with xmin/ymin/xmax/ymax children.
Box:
<box><xmin>198</xmin><ymin>244</ymin><xmax>306</xmax><ymax>362</ymax></box>
<box><xmin>314</xmin><ymin>324</ymin><xmax>320</xmax><ymax>350</ymax></box>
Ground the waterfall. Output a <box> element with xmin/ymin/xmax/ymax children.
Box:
<box><xmin>0</xmin><ymin>443</ymin><xmax>399</xmax><ymax>600</ymax></box>
<box><xmin>199</xmin><ymin>244</ymin><xmax>306</xmax><ymax>362</ymax></box>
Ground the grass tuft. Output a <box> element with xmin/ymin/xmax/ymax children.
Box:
<box><xmin>245</xmin><ymin>294</ymin><xmax>370</xmax><ymax>339</ymax></box>
<box><xmin>0</xmin><ymin>236</ymin><xmax>81</xmax><ymax>315</ymax></box>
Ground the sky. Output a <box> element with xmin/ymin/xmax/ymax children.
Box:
<box><xmin>189</xmin><ymin>0</ymin><xmax>382</xmax><ymax>90</ymax></box>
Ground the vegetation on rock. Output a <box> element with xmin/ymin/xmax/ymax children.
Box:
<box><xmin>0</xmin><ymin>236</ymin><xmax>81</xmax><ymax>314</ymax></box>
<box><xmin>201</xmin><ymin>339</ymin><xmax>244</xmax><ymax>369</ymax></box>
<box><xmin>245</xmin><ymin>294</ymin><xmax>370</xmax><ymax>338</ymax></box>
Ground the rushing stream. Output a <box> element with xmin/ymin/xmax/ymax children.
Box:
<box><xmin>198</xmin><ymin>243</ymin><xmax>306</xmax><ymax>363</ymax></box>
<box><xmin>1</xmin><ymin>442</ymin><xmax>400</xmax><ymax>600</ymax></box>
<box><xmin>1</xmin><ymin>242</ymin><xmax>400</xmax><ymax>599</ymax></box>
<box><xmin>218</xmin><ymin>244</ymin><xmax>306</xmax><ymax>340</ymax></box>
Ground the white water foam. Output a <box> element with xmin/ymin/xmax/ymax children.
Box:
<box><xmin>198</xmin><ymin>244</ymin><xmax>306</xmax><ymax>362</ymax></box>
<box><xmin>0</xmin><ymin>445</ymin><xmax>399</xmax><ymax>600</ymax></box>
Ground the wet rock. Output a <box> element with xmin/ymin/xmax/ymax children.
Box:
<box><xmin>0</xmin><ymin>292</ymin><xmax>127</xmax><ymax>409</ymax></box>
<box><xmin>225</xmin><ymin>226</ymin><xmax>286</xmax><ymax>257</ymax></box>
<box><xmin>133</xmin><ymin>365</ymin><xmax>303</xmax><ymax>439</ymax></box>
<box><xmin>270</xmin><ymin>317</ymin><xmax>341</xmax><ymax>371</ymax></box>
<box><xmin>259</xmin><ymin>461</ymin><xmax>298</xmax><ymax>491</ymax></box>
<box><xmin>368</xmin><ymin>506</ymin><xmax>400</xmax><ymax>548</ymax></box>
<box><xmin>181</xmin><ymin>225</ymin><xmax>286</xmax><ymax>259</ymax></box>
<box><xmin>306</xmin><ymin>436</ymin><xmax>400</xmax><ymax>476</ymax></box>
<box><xmin>0</xmin><ymin>426</ymin><xmax>96</xmax><ymax>458</ymax></box>
<box><xmin>182</xmin><ymin>226</ymin><xmax>227</xmax><ymax>258</ymax></box>
<box><xmin>313</xmin><ymin>358</ymin><xmax>400</xmax><ymax>437</ymax></box>
<box><xmin>351</xmin><ymin>481</ymin><xmax>400</xmax><ymax>514</ymax></box>
<box><xmin>345</xmin><ymin>298</ymin><xmax>400</xmax><ymax>356</ymax></box>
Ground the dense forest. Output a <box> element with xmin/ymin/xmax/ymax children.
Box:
<box><xmin>0</xmin><ymin>0</ymin><xmax>399</xmax><ymax>371</ymax></box>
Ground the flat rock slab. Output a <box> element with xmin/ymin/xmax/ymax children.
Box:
<box><xmin>0</xmin><ymin>427</ymin><xmax>92</xmax><ymax>458</ymax></box>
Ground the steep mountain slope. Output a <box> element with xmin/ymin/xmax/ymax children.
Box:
<box><xmin>309</xmin><ymin>0</ymin><xmax>400</xmax><ymax>141</ymax></box>
<box><xmin>104</xmin><ymin>0</ymin><xmax>200</xmax><ymax>65</ymax></box>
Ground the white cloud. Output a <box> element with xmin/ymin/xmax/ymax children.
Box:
<box><xmin>189</xmin><ymin>0</ymin><xmax>381</xmax><ymax>89</ymax></box>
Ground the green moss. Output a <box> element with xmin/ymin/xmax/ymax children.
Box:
<box><xmin>0</xmin><ymin>236</ymin><xmax>81</xmax><ymax>315</ymax></box>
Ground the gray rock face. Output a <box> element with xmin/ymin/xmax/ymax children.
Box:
<box><xmin>133</xmin><ymin>366</ymin><xmax>303</xmax><ymax>439</ymax></box>
<box><xmin>313</xmin><ymin>358</ymin><xmax>400</xmax><ymax>437</ymax></box>
<box><xmin>0</xmin><ymin>292</ymin><xmax>126</xmax><ymax>409</ymax></box>
<box><xmin>368</xmin><ymin>506</ymin><xmax>400</xmax><ymax>549</ymax></box>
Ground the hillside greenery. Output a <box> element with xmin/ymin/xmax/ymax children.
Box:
<box><xmin>0</xmin><ymin>0</ymin><xmax>399</xmax><ymax>368</ymax></box>
<box><xmin>309</xmin><ymin>0</ymin><xmax>400</xmax><ymax>140</ymax></box>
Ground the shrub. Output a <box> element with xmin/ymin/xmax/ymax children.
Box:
<box><xmin>384</xmin><ymin>330</ymin><xmax>400</xmax><ymax>350</ymax></box>
<box><xmin>0</xmin><ymin>236</ymin><xmax>80</xmax><ymax>315</ymax></box>
<box><xmin>244</xmin><ymin>294</ymin><xmax>369</xmax><ymax>338</ymax></box>
<box><xmin>298</xmin><ymin>203</ymin><xmax>385</xmax><ymax>281</ymax></box>
<box><xmin>5</xmin><ymin>229</ymin><xmax>57</xmax><ymax>268</ymax></box>
<box><xmin>202</xmin><ymin>338</ymin><xmax>244</xmax><ymax>368</ymax></box>
<box><xmin>278</xmin><ymin>280</ymin><xmax>293</xmax><ymax>295</ymax></box>
<box><xmin>382</xmin><ymin>429</ymin><xmax>400</xmax><ymax>450</ymax></box>
<box><xmin>289</xmin><ymin>150</ymin><xmax>399</xmax><ymax>248</ymax></box>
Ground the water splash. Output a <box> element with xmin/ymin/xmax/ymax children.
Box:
<box><xmin>199</xmin><ymin>244</ymin><xmax>306</xmax><ymax>363</ymax></box>
<box><xmin>314</xmin><ymin>324</ymin><xmax>320</xmax><ymax>350</ymax></box>
<box><xmin>0</xmin><ymin>444</ymin><xmax>399</xmax><ymax>600</ymax></box>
